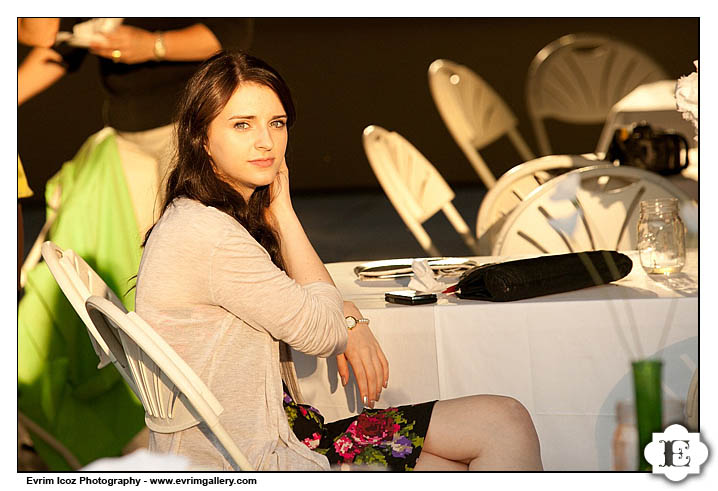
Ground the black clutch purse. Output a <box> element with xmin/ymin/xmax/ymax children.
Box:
<box><xmin>445</xmin><ymin>251</ymin><xmax>633</xmax><ymax>302</ymax></box>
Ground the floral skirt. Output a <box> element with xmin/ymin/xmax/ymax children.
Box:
<box><xmin>283</xmin><ymin>387</ymin><xmax>436</xmax><ymax>471</ymax></box>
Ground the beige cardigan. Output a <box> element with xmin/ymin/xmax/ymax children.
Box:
<box><xmin>135</xmin><ymin>198</ymin><xmax>348</xmax><ymax>470</ymax></box>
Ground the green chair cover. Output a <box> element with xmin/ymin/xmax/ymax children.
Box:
<box><xmin>18</xmin><ymin>129</ymin><xmax>146</xmax><ymax>470</ymax></box>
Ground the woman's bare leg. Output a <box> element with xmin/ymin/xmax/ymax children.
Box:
<box><xmin>414</xmin><ymin>395</ymin><xmax>543</xmax><ymax>471</ymax></box>
<box><xmin>414</xmin><ymin>450</ymin><xmax>468</xmax><ymax>471</ymax></box>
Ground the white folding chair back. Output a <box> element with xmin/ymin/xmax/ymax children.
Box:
<box><xmin>492</xmin><ymin>165</ymin><xmax>692</xmax><ymax>256</ymax></box>
<box><xmin>428</xmin><ymin>59</ymin><xmax>535</xmax><ymax>188</ymax></box>
<box><xmin>362</xmin><ymin>125</ymin><xmax>479</xmax><ymax>256</ymax></box>
<box><xmin>40</xmin><ymin>241</ymin><xmax>127</xmax><ymax>370</ymax></box>
<box><xmin>85</xmin><ymin>296</ymin><xmax>254</xmax><ymax>471</ymax></box>
<box><xmin>476</xmin><ymin>155</ymin><xmax>599</xmax><ymax>254</ymax></box>
<box><xmin>526</xmin><ymin>33</ymin><xmax>668</xmax><ymax>156</ymax></box>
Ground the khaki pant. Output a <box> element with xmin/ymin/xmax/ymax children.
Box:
<box><xmin>114</xmin><ymin>124</ymin><xmax>175</xmax><ymax>239</ymax></box>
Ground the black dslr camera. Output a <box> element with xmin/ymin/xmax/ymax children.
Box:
<box><xmin>605</xmin><ymin>123</ymin><xmax>690</xmax><ymax>176</ymax></box>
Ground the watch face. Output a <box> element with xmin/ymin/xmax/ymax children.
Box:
<box><xmin>154</xmin><ymin>35</ymin><xmax>166</xmax><ymax>59</ymax></box>
<box><xmin>345</xmin><ymin>316</ymin><xmax>357</xmax><ymax>329</ymax></box>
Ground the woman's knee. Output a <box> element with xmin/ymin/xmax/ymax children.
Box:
<box><xmin>491</xmin><ymin>396</ymin><xmax>540</xmax><ymax>444</ymax></box>
<box><xmin>423</xmin><ymin>395</ymin><xmax>541</xmax><ymax>468</ymax></box>
<box><xmin>470</xmin><ymin>395</ymin><xmax>537</xmax><ymax>438</ymax></box>
<box><xmin>429</xmin><ymin>395</ymin><xmax>538</xmax><ymax>444</ymax></box>
<box><xmin>496</xmin><ymin>395</ymin><xmax>531</xmax><ymax>421</ymax></box>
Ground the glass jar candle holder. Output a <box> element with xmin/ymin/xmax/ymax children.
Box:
<box><xmin>637</xmin><ymin>198</ymin><xmax>686</xmax><ymax>275</ymax></box>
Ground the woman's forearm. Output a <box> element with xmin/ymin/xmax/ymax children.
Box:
<box><xmin>18</xmin><ymin>47</ymin><xmax>67</xmax><ymax>106</ymax></box>
<box><xmin>18</xmin><ymin>18</ymin><xmax>60</xmax><ymax>48</ymax></box>
<box><xmin>160</xmin><ymin>24</ymin><xmax>222</xmax><ymax>61</ymax></box>
<box><xmin>272</xmin><ymin>203</ymin><xmax>335</xmax><ymax>287</ymax></box>
<box><xmin>89</xmin><ymin>23</ymin><xmax>223</xmax><ymax>65</ymax></box>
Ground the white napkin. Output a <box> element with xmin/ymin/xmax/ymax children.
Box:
<box><xmin>407</xmin><ymin>259</ymin><xmax>445</xmax><ymax>293</ymax></box>
<box><xmin>55</xmin><ymin>18</ymin><xmax>124</xmax><ymax>47</ymax></box>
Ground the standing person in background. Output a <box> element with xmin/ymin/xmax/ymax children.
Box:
<box><xmin>18</xmin><ymin>18</ymin><xmax>253</xmax><ymax>237</ymax></box>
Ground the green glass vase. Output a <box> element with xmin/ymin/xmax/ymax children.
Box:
<box><xmin>632</xmin><ymin>359</ymin><xmax>663</xmax><ymax>471</ymax></box>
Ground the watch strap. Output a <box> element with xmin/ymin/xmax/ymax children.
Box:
<box><xmin>345</xmin><ymin>316</ymin><xmax>370</xmax><ymax>330</ymax></box>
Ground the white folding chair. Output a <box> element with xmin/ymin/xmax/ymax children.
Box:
<box><xmin>492</xmin><ymin>165</ymin><xmax>692</xmax><ymax>256</ymax></box>
<box><xmin>476</xmin><ymin>154</ymin><xmax>600</xmax><ymax>254</ymax></box>
<box><xmin>85</xmin><ymin>295</ymin><xmax>254</xmax><ymax>471</ymax></box>
<box><xmin>40</xmin><ymin>241</ymin><xmax>134</xmax><ymax>381</ymax></box>
<box><xmin>526</xmin><ymin>33</ymin><xmax>668</xmax><ymax>156</ymax></box>
<box><xmin>362</xmin><ymin>124</ymin><xmax>479</xmax><ymax>256</ymax></box>
<box><xmin>428</xmin><ymin>58</ymin><xmax>536</xmax><ymax>189</ymax></box>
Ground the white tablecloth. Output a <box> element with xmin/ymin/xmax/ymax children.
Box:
<box><xmin>293</xmin><ymin>250</ymin><xmax>698</xmax><ymax>471</ymax></box>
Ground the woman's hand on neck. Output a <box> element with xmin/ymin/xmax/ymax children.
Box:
<box><xmin>267</xmin><ymin>155</ymin><xmax>295</xmax><ymax>221</ymax></box>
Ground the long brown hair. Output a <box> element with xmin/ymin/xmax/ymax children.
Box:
<box><xmin>146</xmin><ymin>50</ymin><xmax>296</xmax><ymax>270</ymax></box>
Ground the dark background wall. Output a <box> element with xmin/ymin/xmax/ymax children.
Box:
<box><xmin>17</xmin><ymin>17</ymin><xmax>699</xmax><ymax>204</ymax></box>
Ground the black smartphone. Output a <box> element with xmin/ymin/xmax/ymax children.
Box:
<box><xmin>385</xmin><ymin>290</ymin><xmax>438</xmax><ymax>305</ymax></box>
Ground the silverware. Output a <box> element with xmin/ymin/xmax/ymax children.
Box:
<box><xmin>354</xmin><ymin>257</ymin><xmax>477</xmax><ymax>281</ymax></box>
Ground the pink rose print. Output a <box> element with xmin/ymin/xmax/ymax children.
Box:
<box><xmin>333</xmin><ymin>434</ymin><xmax>361</xmax><ymax>462</ymax></box>
<box><xmin>347</xmin><ymin>412</ymin><xmax>400</xmax><ymax>446</ymax></box>
<box><xmin>302</xmin><ymin>432</ymin><xmax>322</xmax><ymax>450</ymax></box>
